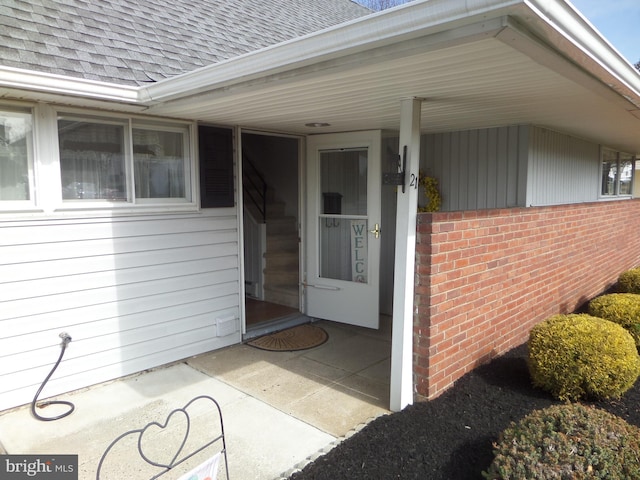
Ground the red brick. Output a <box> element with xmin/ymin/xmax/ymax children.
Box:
<box><xmin>414</xmin><ymin>200</ymin><xmax>640</xmax><ymax>401</ymax></box>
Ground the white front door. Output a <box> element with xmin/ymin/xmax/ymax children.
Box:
<box><xmin>305</xmin><ymin>131</ymin><xmax>381</xmax><ymax>329</ymax></box>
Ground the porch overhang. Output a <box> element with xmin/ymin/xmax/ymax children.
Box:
<box><xmin>2</xmin><ymin>0</ymin><xmax>639</xmax><ymax>152</ymax></box>
<box><xmin>136</xmin><ymin>0</ymin><xmax>640</xmax><ymax>153</ymax></box>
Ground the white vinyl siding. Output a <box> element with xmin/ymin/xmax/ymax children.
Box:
<box><xmin>0</xmin><ymin>210</ymin><xmax>240</xmax><ymax>411</ymax></box>
<box><xmin>421</xmin><ymin>126</ymin><xmax>529</xmax><ymax>211</ymax></box>
<box><xmin>528</xmin><ymin>127</ymin><xmax>599</xmax><ymax>206</ymax></box>
<box><xmin>420</xmin><ymin>125</ymin><xmax>613</xmax><ymax>211</ymax></box>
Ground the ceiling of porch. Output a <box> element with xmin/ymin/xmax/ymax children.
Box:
<box><xmin>141</xmin><ymin>16</ymin><xmax>640</xmax><ymax>154</ymax></box>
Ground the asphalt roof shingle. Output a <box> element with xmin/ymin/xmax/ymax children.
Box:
<box><xmin>0</xmin><ymin>0</ymin><xmax>372</xmax><ymax>86</ymax></box>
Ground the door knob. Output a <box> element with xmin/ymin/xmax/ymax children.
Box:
<box><xmin>369</xmin><ymin>223</ymin><xmax>381</xmax><ymax>239</ymax></box>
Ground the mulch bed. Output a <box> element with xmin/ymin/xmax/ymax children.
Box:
<box><xmin>289</xmin><ymin>343</ymin><xmax>640</xmax><ymax>480</ymax></box>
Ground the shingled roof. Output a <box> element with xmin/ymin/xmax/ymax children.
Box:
<box><xmin>0</xmin><ymin>0</ymin><xmax>371</xmax><ymax>86</ymax></box>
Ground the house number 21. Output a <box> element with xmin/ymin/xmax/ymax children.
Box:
<box><xmin>409</xmin><ymin>173</ymin><xmax>419</xmax><ymax>189</ymax></box>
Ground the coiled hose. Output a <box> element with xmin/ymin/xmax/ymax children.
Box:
<box><xmin>31</xmin><ymin>332</ymin><xmax>75</xmax><ymax>421</ymax></box>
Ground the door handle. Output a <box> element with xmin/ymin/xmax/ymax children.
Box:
<box><xmin>303</xmin><ymin>282</ymin><xmax>341</xmax><ymax>291</ymax></box>
<box><xmin>369</xmin><ymin>223</ymin><xmax>381</xmax><ymax>239</ymax></box>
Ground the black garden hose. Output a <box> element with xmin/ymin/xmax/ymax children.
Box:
<box><xmin>31</xmin><ymin>333</ymin><xmax>75</xmax><ymax>421</ymax></box>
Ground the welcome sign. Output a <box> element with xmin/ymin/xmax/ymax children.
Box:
<box><xmin>350</xmin><ymin>220</ymin><xmax>368</xmax><ymax>283</ymax></box>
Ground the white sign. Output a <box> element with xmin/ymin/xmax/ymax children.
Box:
<box><xmin>351</xmin><ymin>220</ymin><xmax>368</xmax><ymax>283</ymax></box>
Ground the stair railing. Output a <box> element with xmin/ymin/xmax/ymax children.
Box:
<box><xmin>242</xmin><ymin>153</ymin><xmax>267</xmax><ymax>223</ymax></box>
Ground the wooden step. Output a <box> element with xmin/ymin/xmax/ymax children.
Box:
<box><xmin>264</xmin><ymin>267</ymin><xmax>299</xmax><ymax>285</ymax></box>
<box><xmin>264</xmin><ymin>251</ymin><xmax>298</xmax><ymax>268</ymax></box>
<box><xmin>264</xmin><ymin>284</ymin><xmax>299</xmax><ymax>308</ymax></box>
<box><xmin>266</xmin><ymin>216</ymin><xmax>297</xmax><ymax>235</ymax></box>
<box><xmin>266</xmin><ymin>234</ymin><xmax>298</xmax><ymax>252</ymax></box>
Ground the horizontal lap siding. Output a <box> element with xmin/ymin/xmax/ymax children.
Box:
<box><xmin>414</xmin><ymin>201</ymin><xmax>640</xmax><ymax>400</ymax></box>
<box><xmin>0</xmin><ymin>210</ymin><xmax>241</xmax><ymax>411</ymax></box>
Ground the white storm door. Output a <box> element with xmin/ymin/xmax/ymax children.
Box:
<box><xmin>306</xmin><ymin>131</ymin><xmax>381</xmax><ymax>329</ymax></box>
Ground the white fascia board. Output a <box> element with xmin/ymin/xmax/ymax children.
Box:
<box><xmin>140</xmin><ymin>0</ymin><xmax>524</xmax><ymax>104</ymax></box>
<box><xmin>0</xmin><ymin>65</ymin><xmax>139</xmax><ymax>103</ymax></box>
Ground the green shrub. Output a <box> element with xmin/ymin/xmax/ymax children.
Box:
<box><xmin>618</xmin><ymin>267</ymin><xmax>640</xmax><ymax>294</ymax></box>
<box><xmin>588</xmin><ymin>293</ymin><xmax>640</xmax><ymax>346</ymax></box>
<box><xmin>483</xmin><ymin>403</ymin><xmax>640</xmax><ymax>479</ymax></box>
<box><xmin>528</xmin><ymin>314</ymin><xmax>640</xmax><ymax>401</ymax></box>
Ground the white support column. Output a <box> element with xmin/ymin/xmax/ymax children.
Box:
<box><xmin>390</xmin><ymin>98</ymin><xmax>422</xmax><ymax>412</ymax></box>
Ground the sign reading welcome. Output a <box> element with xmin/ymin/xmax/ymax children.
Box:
<box><xmin>351</xmin><ymin>220</ymin><xmax>367</xmax><ymax>283</ymax></box>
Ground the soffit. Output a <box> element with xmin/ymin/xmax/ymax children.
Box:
<box><xmin>142</xmin><ymin>31</ymin><xmax>640</xmax><ymax>154</ymax></box>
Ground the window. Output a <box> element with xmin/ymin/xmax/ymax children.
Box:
<box><xmin>58</xmin><ymin>114</ymin><xmax>191</xmax><ymax>204</ymax></box>
<box><xmin>0</xmin><ymin>107</ymin><xmax>33</xmax><ymax>202</ymax></box>
<box><xmin>59</xmin><ymin>117</ymin><xmax>127</xmax><ymax>201</ymax></box>
<box><xmin>619</xmin><ymin>153</ymin><xmax>634</xmax><ymax>195</ymax></box>
<box><xmin>134</xmin><ymin>127</ymin><xmax>186</xmax><ymax>200</ymax></box>
<box><xmin>601</xmin><ymin>148</ymin><xmax>634</xmax><ymax>197</ymax></box>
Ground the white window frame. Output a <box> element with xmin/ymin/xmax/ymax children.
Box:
<box><xmin>53</xmin><ymin>108</ymin><xmax>197</xmax><ymax>213</ymax></box>
<box><xmin>599</xmin><ymin>147</ymin><xmax>635</xmax><ymax>199</ymax></box>
<box><xmin>131</xmin><ymin>120</ymin><xmax>192</xmax><ymax>205</ymax></box>
<box><xmin>0</xmin><ymin>103</ymin><xmax>199</xmax><ymax>216</ymax></box>
<box><xmin>57</xmin><ymin>113</ymin><xmax>131</xmax><ymax>205</ymax></box>
<box><xmin>0</xmin><ymin>104</ymin><xmax>36</xmax><ymax>211</ymax></box>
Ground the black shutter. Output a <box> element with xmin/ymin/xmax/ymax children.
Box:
<box><xmin>198</xmin><ymin>125</ymin><xmax>234</xmax><ymax>208</ymax></box>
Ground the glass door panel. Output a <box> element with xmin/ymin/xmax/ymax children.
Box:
<box><xmin>319</xmin><ymin>148</ymin><xmax>369</xmax><ymax>283</ymax></box>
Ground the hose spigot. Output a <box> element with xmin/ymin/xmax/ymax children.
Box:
<box><xmin>59</xmin><ymin>332</ymin><xmax>72</xmax><ymax>347</ymax></box>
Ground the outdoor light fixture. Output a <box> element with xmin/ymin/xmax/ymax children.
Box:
<box><xmin>305</xmin><ymin>122</ymin><xmax>331</xmax><ymax>127</ymax></box>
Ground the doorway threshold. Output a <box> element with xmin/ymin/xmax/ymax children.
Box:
<box><xmin>244</xmin><ymin>313</ymin><xmax>313</xmax><ymax>341</ymax></box>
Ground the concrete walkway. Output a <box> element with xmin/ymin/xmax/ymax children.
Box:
<box><xmin>0</xmin><ymin>320</ymin><xmax>391</xmax><ymax>480</ymax></box>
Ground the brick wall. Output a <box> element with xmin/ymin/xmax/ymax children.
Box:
<box><xmin>414</xmin><ymin>200</ymin><xmax>640</xmax><ymax>400</ymax></box>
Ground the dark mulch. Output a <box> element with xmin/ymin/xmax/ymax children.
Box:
<box><xmin>289</xmin><ymin>343</ymin><xmax>640</xmax><ymax>480</ymax></box>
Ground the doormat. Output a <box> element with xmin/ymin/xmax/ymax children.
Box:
<box><xmin>247</xmin><ymin>324</ymin><xmax>328</xmax><ymax>352</ymax></box>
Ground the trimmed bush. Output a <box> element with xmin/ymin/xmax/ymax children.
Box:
<box><xmin>483</xmin><ymin>403</ymin><xmax>640</xmax><ymax>479</ymax></box>
<box><xmin>528</xmin><ymin>314</ymin><xmax>640</xmax><ymax>401</ymax></box>
<box><xmin>588</xmin><ymin>293</ymin><xmax>640</xmax><ymax>346</ymax></box>
<box><xmin>618</xmin><ymin>267</ymin><xmax>640</xmax><ymax>294</ymax></box>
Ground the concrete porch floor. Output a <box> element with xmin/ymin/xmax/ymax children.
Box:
<box><xmin>0</xmin><ymin>318</ymin><xmax>391</xmax><ymax>480</ymax></box>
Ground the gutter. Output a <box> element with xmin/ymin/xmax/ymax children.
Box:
<box><xmin>521</xmin><ymin>0</ymin><xmax>640</xmax><ymax>110</ymax></box>
<box><xmin>0</xmin><ymin>65</ymin><xmax>139</xmax><ymax>104</ymax></box>
<box><xmin>139</xmin><ymin>0</ymin><xmax>524</xmax><ymax>104</ymax></box>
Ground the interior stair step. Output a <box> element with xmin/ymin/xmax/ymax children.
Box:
<box><xmin>266</xmin><ymin>217</ymin><xmax>297</xmax><ymax>235</ymax></box>
<box><xmin>264</xmin><ymin>251</ymin><xmax>298</xmax><ymax>268</ymax></box>
<box><xmin>264</xmin><ymin>267</ymin><xmax>299</xmax><ymax>285</ymax></box>
<box><xmin>266</xmin><ymin>234</ymin><xmax>298</xmax><ymax>252</ymax></box>
<box><xmin>266</xmin><ymin>199</ymin><xmax>287</xmax><ymax>217</ymax></box>
<box><xmin>264</xmin><ymin>284</ymin><xmax>299</xmax><ymax>308</ymax></box>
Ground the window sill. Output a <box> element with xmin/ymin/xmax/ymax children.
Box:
<box><xmin>54</xmin><ymin>202</ymin><xmax>201</xmax><ymax>216</ymax></box>
<box><xmin>598</xmin><ymin>195</ymin><xmax>634</xmax><ymax>201</ymax></box>
<box><xmin>0</xmin><ymin>203</ymin><xmax>208</xmax><ymax>221</ymax></box>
